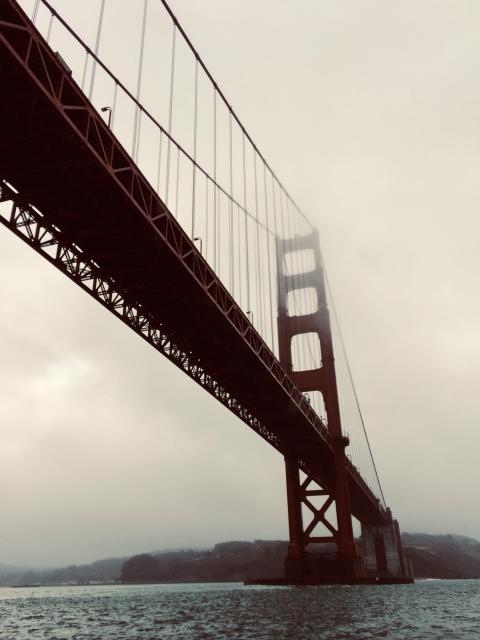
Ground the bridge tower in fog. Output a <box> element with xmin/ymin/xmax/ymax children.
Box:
<box><xmin>276</xmin><ymin>231</ymin><xmax>408</xmax><ymax>582</ymax></box>
<box><xmin>0</xmin><ymin>0</ymin><xmax>412</xmax><ymax>584</ymax></box>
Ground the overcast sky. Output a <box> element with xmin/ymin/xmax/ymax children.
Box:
<box><xmin>1</xmin><ymin>0</ymin><xmax>480</xmax><ymax>567</ymax></box>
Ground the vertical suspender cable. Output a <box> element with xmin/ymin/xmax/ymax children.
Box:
<box><xmin>278</xmin><ymin>183</ymin><xmax>287</xmax><ymax>312</ymax></box>
<box><xmin>132</xmin><ymin>0</ymin><xmax>148</xmax><ymax>161</ymax></box>
<box><xmin>291</xmin><ymin>200</ymin><xmax>304</xmax><ymax>372</ymax></box>
<box><xmin>175</xmin><ymin>148</ymin><xmax>181</xmax><ymax>217</ymax></box>
<box><xmin>253</xmin><ymin>151</ymin><xmax>264</xmax><ymax>336</ymax></box>
<box><xmin>46</xmin><ymin>12</ymin><xmax>54</xmax><ymax>43</ymax></box>
<box><xmin>111</xmin><ymin>82</ymin><xmax>118</xmax><ymax>130</ymax></box>
<box><xmin>32</xmin><ymin>0</ymin><xmax>40</xmax><ymax>23</ymax></box>
<box><xmin>296</xmin><ymin>208</ymin><xmax>307</xmax><ymax>373</ymax></box>
<box><xmin>156</xmin><ymin>130</ymin><xmax>163</xmax><ymax>194</ymax></box>
<box><xmin>229</xmin><ymin>110</ymin><xmax>234</xmax><ymax>295</ymax></box>
<box><xmin>290</xmin><ymin>200</ymin><xmax>306</xmax><ymax>374</ymax></box>
<box><xmin>237</xmin><ymin>203</ymin><xmax>242</xmax><ymax>307</ymax></box>
<box><xmin>81</xmin><ymin>52</ymin><xmax>89</xmax><ymax>91</ymax></box>
<box><xmin>88</xmin><ymin>0</ymin><xmax>106</xmax><ymax>100</ymax></box>
<box><xmin>293</xmin><ymin>201</ymin><xmax>309</xmax><ymax>374</ymax></box>
<box><xmin>213</xmin><ymin>88</ymin><xmax>217</xmax><ymax>272</ymax></box>
<box><xmin>302</xmin><ymin>214</ymin><xmax>321</xmax><ymax>386</ymax></box>
<box><xmin>263</xmin><ymin>162</ymin><xmax>274</xmax><ymax>350</ymax></box>
<box><xmin>205</xmin><ymin>174</ymin><xmax>209</xmax><ymax>261</ymax></box>
<box><xmin>283</xmin><ymin>192</ymin><xmax>296</xmax><ymax>366</ymax></box>
<box><xmin>217</xmin><ymin>192</ymin><xmax>222</xmax><ymax>279</ymax></box>
<box><xmin>243</xmin><ymin>132</ymin><xmax>251</xmax><ymax>314</ymax></box>
<box><xmin>271</xmin><ymin>172</ymin><xmax>280</xmax><ymax>357</ymax></box>
<box><xmin>165</xmin><ymin>23</ymin><xmax>177</xmax><ymax>207</ymax></box>
<box><xmin>191</xmin><ymin>57</ymin><xmax>199</xmax><ymax>239</ymax></box>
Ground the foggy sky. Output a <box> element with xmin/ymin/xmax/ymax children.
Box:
<box><xmin>1</xmin><ymin>0</ymin><xmax>480</xmax><ymax>567</ymax></box>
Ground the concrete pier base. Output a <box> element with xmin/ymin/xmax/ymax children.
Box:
<box><xmin>245</xmin><ymin>512</ymin><xmax>414</xmax><ymax>586</ymax></box>
<box><xmin>284</xmin><ymin>553</ymin><xmax>364</xmax><ymax>583</ymax></box>
<box><xmin>360</xmin><ymin>511</ymin><xmax>411</xmax><ymax>581</ymax></box>
<box><xmin>244</xmin><ymin>575</ymin><xmax>414</xmax><ymax>586</ymax></box>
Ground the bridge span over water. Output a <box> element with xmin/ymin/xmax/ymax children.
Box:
<box><xmin>0</xmin><ymin>0</ymin><xmax>412</xmax><ymax>583</ymax></box>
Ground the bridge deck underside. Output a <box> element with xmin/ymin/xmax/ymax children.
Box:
<box><xmin>0</xmin><ymin>0</ymin><xmax>386</xmax><ymax>526</ymax></box>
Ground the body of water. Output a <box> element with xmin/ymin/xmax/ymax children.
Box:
<box><xmin>0</xmin><ymin>579</ymin><xmax>479</xmax><ymax>639</ymax></box>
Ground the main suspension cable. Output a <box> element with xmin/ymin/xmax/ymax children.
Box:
<box><xmin>323</xmin><ymin>269</ymin><xmax>387</xmax><ymax>506</ymax></box>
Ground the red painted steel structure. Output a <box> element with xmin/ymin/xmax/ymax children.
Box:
<box><xmin>277</xmin><ymin>232</ymin><xmax>360</xmax><ymax>579</ymax></box>
<box><xmin>0</xmin><ymin>0</ymin><xmax>391</xmax><ymax>549</ymax></box>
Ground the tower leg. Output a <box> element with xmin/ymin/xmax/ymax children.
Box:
<box><xmin>284</xmin><ymin>456</ymin><xmax>304</xmax><ymax>560</ymax></box>
<box><xmin>284</xmin><ymin>456</ymin><xmax>306</xmax><ymax>579</ymax></box>
<box><xmin>332</xmin><ymin>435</ymin><xmax>357</xmax><ymax>561</ymax></box>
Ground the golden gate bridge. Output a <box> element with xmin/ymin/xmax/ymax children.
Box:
<box><xmin>0</xmin><ymin>0</ymin><xmax>412</xmax><ymax>583</ymax></box>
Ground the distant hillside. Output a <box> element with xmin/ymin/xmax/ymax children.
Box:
<box><xmin>0</xmin><ymin>563</ymin><xmax>34</xmax><ymax>585</ymax></box>
<box><xmin>121</xmin><ymin>541</ymin><xmax>287</xmax><ymax>584</ymax></box>
<box><xmin>121</xmin><ymin>535</ymin><xmax>480</xmax><ymax>583</ymax></box>
<box><xmin>0</xmin><ymin>556</ymin><xmax>128</xmax><ymax>587</ymax></box>
<box><xmin>403</xmin><ymin>533</ymin><xmax>480</xmax><ymax>578</ymax></box>
<box><xmin>0</xmin><ymin>563</ymin><xmax>29</xmax><ymax>576</ymax></box>
<box><xmin>3</xmin><ymin>533</ymin><xmax>480</xmax><ymax>586</ymax></box>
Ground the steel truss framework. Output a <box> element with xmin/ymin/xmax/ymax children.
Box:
<box><xmin>300</xmin><ymin>474</ymin><xmax>337</xmax><ymax>545</ymax></box>
<box><xmin>0</xmin><ymin>180</ymin><xmax>282</xmax><ymax>452</ymax></box>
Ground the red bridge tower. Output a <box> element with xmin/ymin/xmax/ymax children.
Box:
<box><xmin>276</xmin><ymin>229</ymin><xmax>410</xmax><ymax>583</ymax></box>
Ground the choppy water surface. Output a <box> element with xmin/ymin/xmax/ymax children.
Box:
<box><xmin>0</xmin><ymin>580</ymin><xmax>479</xmax><ymax>639</ymax></box>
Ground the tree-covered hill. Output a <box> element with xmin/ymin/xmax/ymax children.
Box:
<box><xmin>3</xmin><ymin>533</ymin><xmax>480</xmax><ymax>586</ymax></box>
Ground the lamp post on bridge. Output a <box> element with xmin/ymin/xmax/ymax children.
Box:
<box><xmin>193</xmin><ymin>236</ymin><xmax>202</xmax><ymax>255</ymax></box>
<box><xmin>101</xmin><ymin>106</ymin><xmax>112</xmax><ymax>128</ymax></box>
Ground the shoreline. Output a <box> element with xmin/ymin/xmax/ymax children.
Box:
<box><xmin>7</xmin><ymin>576</ymin><xmax>480</xmax><ymax>589</ymax></box>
